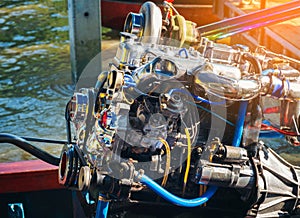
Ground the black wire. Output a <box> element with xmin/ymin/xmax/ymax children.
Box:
<box><xmin>65</xmin><ymin>100</ymin><xmax>72</xmax><ymax>144</ymax></box>
<box><xmin>22</xmin><ymin>136</ymin><xmax>72</xmax><ymax>144</ymax></box>
<box><xmin>0</xmin><ymin>133</ymin><xmax>60</xmax><ymax>166</ymax></box>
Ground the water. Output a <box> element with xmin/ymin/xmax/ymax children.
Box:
<box><xmin>0</xmin><ymin>0</ymin><xmax>299</xmax><ymax>165</ymax></box>
<box><xmin>0</xmin><ymin>0</ymin><xmax>73</xmax><ymax>162</ymax></box>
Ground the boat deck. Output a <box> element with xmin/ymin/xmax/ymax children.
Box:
<box><xmin>241</xmin><ymin>0</ymin><xmax>300</xmax><ymax>53</ymax></box>
<box><xmin>0</xmin><ymin>160</ymin><xmax>63</xmax><ymax>193</ymax></box>
<box><xmin>266</xmin><ymin>17</ymin><xmax>300</xmax><ymax>52</ymax></box>
<box><xmin>215</xmin><ymin>0</ymin><xmax>300</xmax><ymax>60</ymax></box>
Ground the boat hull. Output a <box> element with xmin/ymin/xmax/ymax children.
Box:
<box><xmin>0</xmin><ymin>160</ymin><xmax>62</xmax><ymax>193</ymax></box>
<box><xmin>101</xmin><ymin>0</ymin><xmax>219</xmax><ymax>30</ymax></box>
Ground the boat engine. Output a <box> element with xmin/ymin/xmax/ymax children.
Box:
<box><xmin>1</xmin><ymin>1</ymin><xmax>300</xmax><ymax>217</ymax></box>
<box><xmin>58</xmin><ymin>1</ymin><xmax>300</xmax><ymax>217</ymax></box>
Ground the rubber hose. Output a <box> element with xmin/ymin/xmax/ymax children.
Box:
<box><xmin>0</xmin><ymin>133</ymin><xmax>60</xmax><ymax>166</ymax></box>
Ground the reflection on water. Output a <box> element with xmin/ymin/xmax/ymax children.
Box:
<box><xmin>0</xmin><ymin>0</ymin><xmax>73</xmax><ymax>162</ymax></box>
<box><xmin>0</xmin><ymin>0</ymin><xmax>299</xmax><ymax>164</ymax></box>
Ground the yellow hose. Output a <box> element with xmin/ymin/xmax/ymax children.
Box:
<box><xmin>122</xmin><ymin>90</ymin><xmax>134</xmax><ymax>104</ymax></box>
<box><xmin>160</xmin><ymin>139</ymin><xmax>171</xmax><ymax>187</ymax></box>
<box><xmin>183</xmin><ymin>128</ymin><xmax>191</xmax><ymax>195</ymax></box>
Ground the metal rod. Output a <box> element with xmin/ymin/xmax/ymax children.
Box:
<box><xmin>197</xmin><ymin>0</ymin><xmax>300</xmax><ymax>33</ymax></box>
<box><xmin>208</xmin><ymin>7</ymin><xmax>300</xmax><ymax>40</ymax></box>
<box><xmin>197</xmin><ymin>0</ymin><xmax>300</xmax><ymax>40</ymax></box>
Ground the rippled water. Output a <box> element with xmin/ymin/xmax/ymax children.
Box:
<box><xmin>0</xmin><ymin>0</ymin><xmax>73</xmax><ymax>162</ymax></box>
<box><xmin>0</xmin><ymin>0</ymin><xmax>299</xmax><ymax>165</ymax></box>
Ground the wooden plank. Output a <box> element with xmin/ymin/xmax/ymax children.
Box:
<box><xmin>0</xmin><ymin>160</ymin><xmax>64</xmax><ymax>193</ymax></box>
<box><xmin>214</xmin><ymin>0</ymin><xmax>300</xmax><ymax>64</ymax></box>
<box><xmin>268</xmin><ymin>18</ymin><xmax>300</xmax><ymax>54</ymax></box>
<box><xmin>265</xmin><ymin>27</ymin><xmax>300</xmax><ymax>59</ymax></box>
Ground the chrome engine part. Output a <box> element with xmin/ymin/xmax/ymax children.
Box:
<box><xmin>58</xmin><ymin>1</ymin><xmax>300</xmax><ymax>217</ymax></box>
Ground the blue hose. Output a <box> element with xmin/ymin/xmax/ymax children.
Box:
<box><xmin>139</xmin><ymin>99</ymin><xmax>248</xmax><ymax>208</ymax></box>
<box><xmin>193</xmin><ymin>94</ymin><xmax>226</xmax><ymax>105</ymax></box>
<box><xmin>259</xmin><ymin>131</ymin><xmax>284</xmax><ymax>138</ymax></box>
<box><xmin>95</xmin><ymin>194</ymin><xmax>109</xmax><ymax>218</ymax></box>
<box><xmin>167</xmin><ymin>88</ymin><xmax>226</xmax><ymax>106</ymax></box>
<box><xmin>120</xmin><ymin>94</ymin><xmax>246</xmax><ymax>208</ymax></box>
<box><xmin>124</xmin><ymin>74</ymin><xmax>136</xmax><ymax>88</ymax></box>
<box><xmin>140</xmin><ymin>174</ymin><xmax>218</xmax><ymax>207</ymax></box>
<box><xmin>232</xmin><ymin>101</ymin><xmax>248</xmax><ymax>147</ymax></box>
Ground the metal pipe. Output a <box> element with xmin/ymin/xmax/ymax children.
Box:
<box><xmin>197</xmin><ymin>0</ymin><xmax>300</xmax><ymax>40</ymax></box>
<box><xmin>260</xmin><ymin>75</ymin><xmax>300</xmax><ymax>100</ymax></box>
<box><xmin>197</xmin><ymin>0</ymin><xmax>300</xmax><ymax>33</ymax></box>
<box><xmin>214</xmin><ymin>9</ymin><xmax>300</xmax><ymax>40</ymax></box>
<box><xmin>0</xmin><ymin>133</ymin><xmax>60</xmax><ymax>166</ymax></box>
<box><xmin>242</xmin><ymin>53</ymin><xmax>262</xmax><ymax>75</ymax></box>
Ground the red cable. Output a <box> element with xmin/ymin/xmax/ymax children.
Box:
<box><xmin>263</xmin><ymin>106</ymin><xmax>280</xmax><ymax>114</ymax></box>
<box><xmin>261</xmin><ymin>124</ymin><xmax>300</xmax><ymax>146</ymax></box>
<box><xmin>292</xmin><ymin>141</ymin><xmax>300</xmax><ymax>146</ymax></box>
<box><xmin>261</xmin><ymin>123</ymin><xmax>299</xmax><ymax>136</ymax></box>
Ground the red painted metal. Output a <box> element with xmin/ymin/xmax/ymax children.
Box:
<box><xmin>102</xmin><ymin>1</ymin><xmax>141</xmax><ymax>31</ymax></box>
<box><xmin>174</xmin><ymin>4</ymin><xmax>219</xmax><ymax>26</ymax></box>
<box><xmin>101</xmin><ymin>0</ymin><xmax>219</xmax><ymax>31</ymax></box>
<box><xmin>0</xmin><ymin>160</ymin><xmax>64</xmax><ymax>193</ymax></box>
